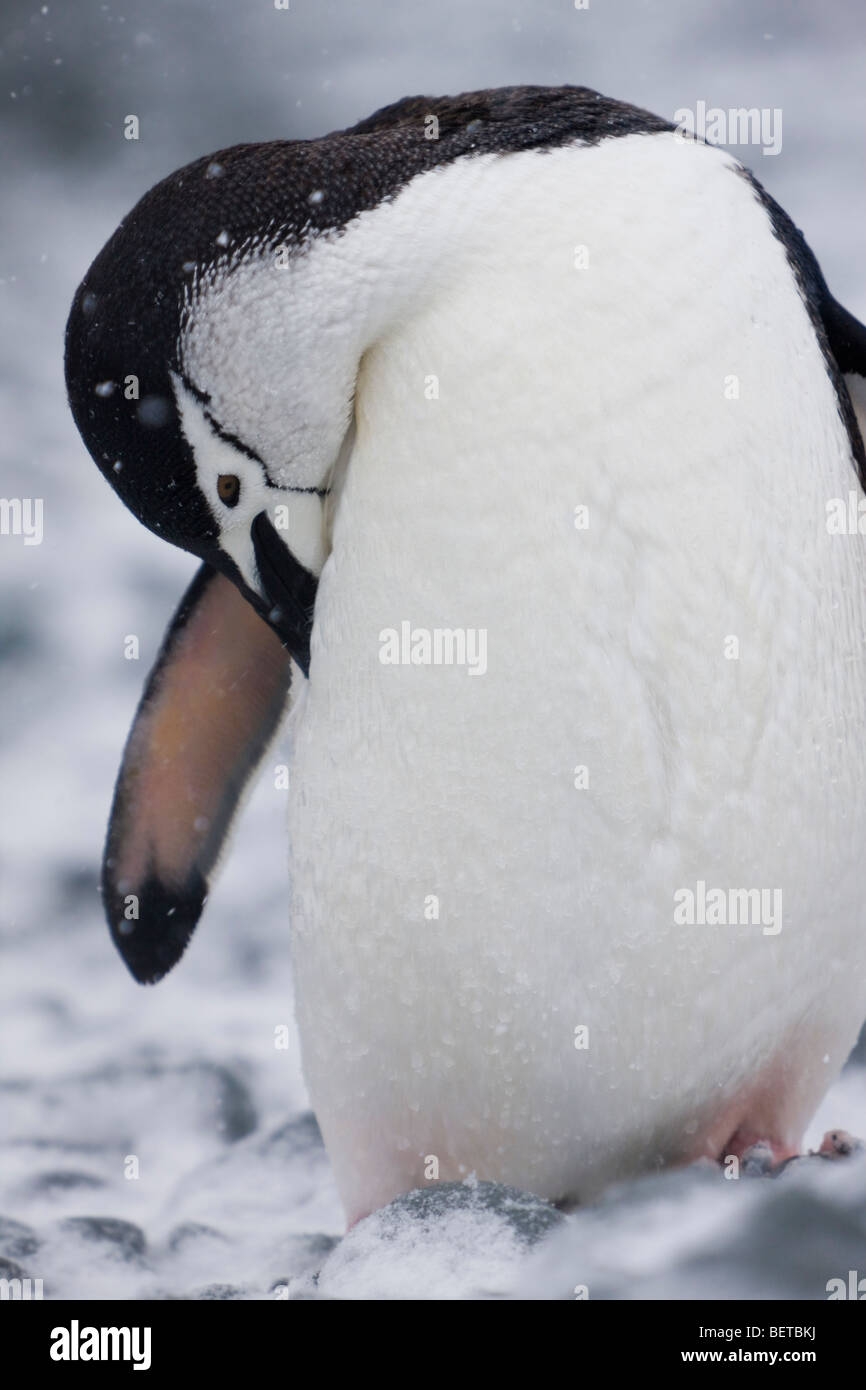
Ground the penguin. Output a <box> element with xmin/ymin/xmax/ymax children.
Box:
<box><xmin>65</xmin><ymin>86</ymin><xmax>866</xmax><ymax>1224</ymax></box>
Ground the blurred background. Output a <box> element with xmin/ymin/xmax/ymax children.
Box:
<box><xmin>1</xmin><ymin>0</ymin><xmax>865</xmax><ymax>1300</ymax></box>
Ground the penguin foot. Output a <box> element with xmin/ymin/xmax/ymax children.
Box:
<box><xmin>723</xmin><ymin>1130</ymin><xmax>797</xmax><ymax>1174</ymax></box>
<box><xmin>734</xmin><ymin>1130</ymin><xmax>864</xmax><ymax>1177</ymax></box>
<box><xmin>816</xmin><ymin>1128</ymin><xmax>865</xmax><ymax>1159</ymax></box>
<box><xmin>737</xmin><ymin>1140</ymin><xmax>779</xmax><ymax>1176</ymax></box>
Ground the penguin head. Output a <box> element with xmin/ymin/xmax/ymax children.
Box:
<box><xmin>64</xmin><ymin>143</ymin><xmax>373</xmax><ymax>983</ymax></box>
<box><xmin>64</xmin><ymin>143</ymin><xmax>349</xmax><ymax>675</ymax></box>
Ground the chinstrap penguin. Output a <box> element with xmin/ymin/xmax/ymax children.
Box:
<box><xmin>65</xmin><ymin>86</ymin><xmax>866</xmax><ymax>1223</ymax></box>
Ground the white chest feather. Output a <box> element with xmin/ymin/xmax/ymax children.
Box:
<box><xmin>282</xmin><ymin>135</ymin><xmax>866</xmax><ymax>1220</ymax></box>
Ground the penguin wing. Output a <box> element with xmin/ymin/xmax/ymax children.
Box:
<box><xmin>821</xmin><ymin>293</ymin><xmax>866</xmax><ymax>378</ymax></box>
<box><xmin>822</xmin><ymin>292</ymin><xmax>866</xmax><ymax>481</ymax></box>
<box><xmin>102</xmin><ymin>561</ymin><xmax>292</xmax><ymax>983</ymax></box>
<box><xmin>739</xmin><ymin>169</ymin><xmax>866</xmax><ymax>476</ymax></box>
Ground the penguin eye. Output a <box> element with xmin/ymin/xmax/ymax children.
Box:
<box><xmin>217</xmin><ymin>474</ymin><xmax>240</xmax><ymax>508</ymax></box>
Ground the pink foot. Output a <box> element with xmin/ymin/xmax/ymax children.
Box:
<box><xmin>816</xmin><ymin>1129</ymin><xmax>865</xmax><ymax>1159</ymax></box>
<box><xmin>730</xmin><ymin>1129</ymin><xmax>865</xmax><ymax>1176</ymax></box>
<box><xmin>723</xmin><ymin>1129</ymin><xmax>797</xmax><ymax>1172</ymax></box>
<box><xmin>737</xmin><ymin>1140</ymin><xmax>787</xmax><ymax>1175</ymax></box>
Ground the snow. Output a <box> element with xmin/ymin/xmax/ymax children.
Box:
<box><xmin>3</xmin><ymin>0</ymin><xmax>866</xmax><ymax>1303</ymax></box>
<box><xmin>308</xmin><ymin>1183</ymin><xmax>565</xmax><ymax>1301</ymax></box>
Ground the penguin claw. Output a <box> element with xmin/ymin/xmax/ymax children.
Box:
<box><xmin>815</xmin><ymin>1129</ymin><xmax>865</xmax><ymax>1159</ymax></box>
<box><xmin>738</xmin><ymin>1141</ymin><xmax>778</xmax><ymax>1176</ymax></box>
<box><xmin>735</xmin><ymin>1130</ymin><xmax>865</xmax><ymax>1177</ymax></box>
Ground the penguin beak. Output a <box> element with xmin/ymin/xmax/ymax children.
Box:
<box><xmin>247</xmin><ymin>510</ymin><xmax>318</xmax><ymax>677</ymax></box>
<box><xmin>208</xmin><ymin>511</ymin><xmax>318</xmax><ymax>677</ymax></box>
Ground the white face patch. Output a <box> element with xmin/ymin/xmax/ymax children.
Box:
<box><xmin>179</xmin><ymin>245</ymin><xmax>363</xmax><ymax>494</ymax></box>
<box><xmin>171</xmin><ymin>371</ymin><xmax>327</xmax><ymax>585</ymax></box>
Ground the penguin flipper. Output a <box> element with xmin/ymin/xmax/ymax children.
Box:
<box><xmin>820</xmin><ymin>293</ymin><xmax>866</xmax><ymax>468</ymax></box>
<box><xmin>742</xmin><ymin>169</ymin><xmax>866</xmax><ymax>475</ymax></box>
<box><xmin>102</xmin><ymin>561</ymin><xmax>292</xmax><ymax>984</ymax></box>
<box><xmin>820</xmin><ymin>293</ymin><xmax>866</xmax><ymax>379</ymax></box>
